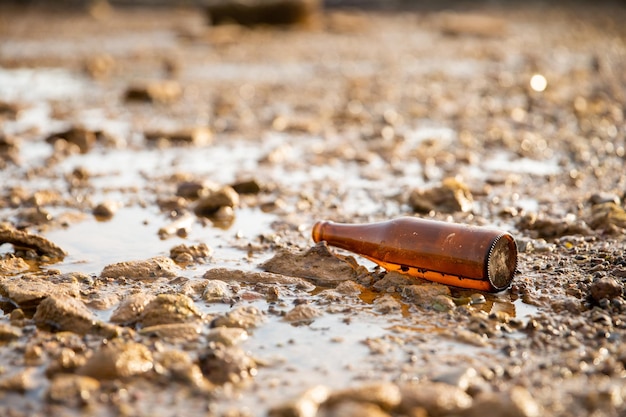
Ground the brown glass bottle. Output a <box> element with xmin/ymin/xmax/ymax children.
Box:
<box><xmin>312</xmin><ymin>217</ymin><xmax>517</xmax><ymax>292</ymax></box>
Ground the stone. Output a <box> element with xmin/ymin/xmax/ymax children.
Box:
<box><xmin>409</xmin><ymin>177</ymin><xmax>473</xmax><ymax>214</ymax></box>
<box><xmin>109</xmin><ymin>292</ymin><xmax>155</xmax><ymax>324</ymax></box>
<box><xmin>138</xmin><ymin>294</ymin><xmax>203</xmax><ymax>327</ymax></box>
<box><xmin>0</xmin><ymin>276</ymin><xmax>79</xmax><ymax>309</ymax></box>
<box><xmin>203</xmin><ymin>268</ymin><xmax>315</xmax><ymax>291</ymax></box>
<box><xmin>47</xmin><ymin>374</ymin><xmax>100</xmax><ymax>406</ymax></box>
<box><xmin>154</xmin><ymin>349</ymin><xmax>208</xmax><ymax>390</ymax></box>
<box><xmin>124</xmin><ymin>80</ymin><xmax>181</xmax><ymax>104</ymax></box>
<box><xmin>465</xmin><ymin>387</ymin><xmax>540</xmax><ymax>417</ymax></box>
<box><xmin>268</xmin><ymin>385</ymin><xmax>330</xmax><ymax>417</ymax></box>
<box><xmin>170</xmin><ymin>243</ymin><xmax>212</xmax><ymax>263</ymax></box>
<box><xmin>33</xmin><ymin>294</ymin><xmax>117</xmax><ymax>336</ymax></box>
<box><xmin>0</xmin><ymin>322</ymin><xmax>22</xmax><ymax>341</ymax></box>
<box><xmin>320</xmin><ymin>401</ymin><xmax>391</xmax><ymax>417</ymax></box>
<box><xmin>212</xmin><ymin>305</ymin><xmax>264</xmax><ymax>330</ymax></box>
<box><xmin>202</xmin><ymin>279</ymin><xmax>234</xmax><ymax>303</ymax></box>
<box><xmin>79</xmin><ymin>339</ymin><xmax>153</xmax><ymax>379</ymax></box>
<box><xmin>144</xmin><ymin>126</ymin><xmax>212</xmax><ymax>146</ymax></box>
<box><xmin>140</xmin><ymin>322</ymin><xmax>203</xmax><ymax>342</ymax></box>
<box><xmin>206</xmin><ymin>327</ymin><xmax>248</xmax><ymax>347</ymax></box>
<box><xmin>100</xmin><ymin>256</ymin><xmax>180</xmax><ymax>280</ymax></box>
<box><xmin>590</xmin><ymin>277</ymin><xmax>622</xmax><ymax>302</ymax></box>
<box><xmin>206</xmin><ymin>0</ymin><xmax>320</xmax><ymax>27</ymax></box>
<box><xmin>45</xmin><ymin>126</ymin><xmax>97</xmax><ymax>153</ymax></box>
<box><xmin>193</xmin><ymin>186</ymin><xmax>239</xmax><ymax>217</ymax></box>
<box><xmin>283</xmin><ymin>304</ymin><xmax>323</xmax><ymax>324</ymax></box>
<box><xmin>402</xmin><ymin>283</ymin><xmax>451</xmax><ymax>308</ymax></box>
<box><xmin>92</xmin><ymin>201</ymin><xmax>118</xmax><ymax>219</ymax></box>
<box><xmin>260</xmin><ymin>242</ymin><xmax>357</xmax><ymax>286</ymax></box>
<box><xmin>198</xmin><ymin>345</ymin><xmax>256</xmax><ymax>385</ymax></box>
<box><xmin>398</xmin><ymin>381</ymin><xmax>473</xmax><ymax>416</ymax></box>
<box><xmin>0</xmin><ymin>256</ymin><xmax>29</xmax><ymax>274</ymax></box>
<box><xmin>325</xmin><ymin>382</ymin><xmax>401</xmax><ymax>411</ymax></box>
<box><xmin>0</xmin><ymin>222</ymin><xmax>66</xmax><ymax>259</ymax></box>
<box><xmin>0</xmin><ymin>367</ymin><xmax>38</xmax><ymax>392</ymax></box>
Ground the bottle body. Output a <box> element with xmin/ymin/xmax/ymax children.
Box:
<box><xmin>312</xmin><ymin>217</ymin><xmax>517</xmax><ymax>292</ymax></box>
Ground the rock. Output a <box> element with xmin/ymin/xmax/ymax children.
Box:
<box><xmin>0</xmin><ymin>256</ymin><xmax>29</xmax><ymax>274</ymax></box>
<box><xmin>268</xmin><ymin>385</ymin><xmax>330</xmax><ymax>417</ymax></box>
<box><xmin>319</xmin><ymin>401</ymin><xmax>391</xmax><ymax>417</ymax></box>
<box><xmin>373</xmin><ymin>294</ymin><xmax>402</xmax><ymax>314</ymax></box>
<box><xmin>138</xmin><ymin>294</ymin><xmax>203</xmax><ymax>327</ymax></box>
<box><xmin>372</xmin><ymin>271</ymin><xmax>415</xmax><ymax>292</ymax></box>
<box><xmin>140</xmin><ymin>322</ymin><xmax>203</xmax><ymax>342</ymax></box>
<box><xmin>45</xmin><ymin>126</ymin><xmax>97</xmax><ymax>153</ymax></box>
<box><xmin>590</xmin><ymin>277</ymin><xmax>622</xmax><ymax>302</ymax></box>
<box><xmin>124</xmin><ymin>80</ymin><xmax>181</xmax><ymax>104</ymax></box>
<box><xmin>206</xmin><ymin>0</ymin><xmax>320</xmax><ymax>27</ymax></box>
<box><xmin>516</xmin><ymin>213</ymin><xmax>592</xmax><ymax>239</ymax></box>
<box><xmin>398</xmin><ymin>381</ymin><xmax>473</xmax><ymax>416</ymax></box>
<box><xmin>170</xmin><ymin>243</ymin><xmax>212</xmax><ymax>263</ymax></box>
<box><xmin>92</xmin><ymin>201</ymin><xmax>118</xmax><ymax>219</ymax></box>
<box><xmin>231</xmin><ymin>179</ymin><xmax>262</xmax><ymax>195</ymax></box>
<box><xmin>109</xmin><ymin>292</ymin><xmax>155</xmax><ymax>324</ymax></box>
<box><xmin>589</xmin><ymin>193</ymin><xmax>621</xmax><ymax>206</ymax></box>
<box><xmin>202</xmin><ymin>279</ymin><xmax>234</xmax><ymax>303</ymax></box>
<box><xmin>206</xmin><ymin>327</ymin><xmax>248</xmax><ymax>347</ymax></box>
<box><xmin>0</xmin><ymin>276</ymin><xmax>79</xmax><ymax>309</ymax></box>
<box><xmin>158</xmin><ymin>214</ymin><xmax>194</xmax><ymax>238</ymax></box>
<box><xmin>260</xmin><ymin>242</ymin><xmax>357</xmax><ymax>286</ymax></box>
<box><xmin>212</xmin><ymin>305</ymin><xmax>264</xmax><ymax>330</ymax></box>
<box><xmin>198</xmin><ymin>345</ymin><xmax>256</xmax><ymax>385</ymax></box>
<box><xmin>402</xmin><ymin>283</ymin><xmax>451</xmax><ymax>308</ymax></box>
<box><xmin>193</xmin><ymin>186</ymin><xmax>239</xmax><ymax>217</ymax></box>
<box><xmin>203</xmin><ymin>268</ymin><xmax>315</xmax><ymax>291</ymax></box>
<box><xmin>432</xmin><ymin>294</ymin><xmax>456</xmax><ymax>312</ymax></box>
<box><xmin>154</xmin><ymin>349</ymin><xmax>208</xmax><ymax>390</ymax></box>
<box><xmin>176</xmin><ymin>181</ymin><xmax>209</xmax><ymax>200</ymax></box>
<box><xmin>0</xmin><ymin>322</ymin><xmax>22</xmax><ymax>341</ymax></box>
<box><xmin>0</xmin><ymin>222</ymin><xmax>66</xmax><ymax>259</ymax></box>
<box><xmin>465</xmin><ymin>387</ymin><xmax>541</xmax><ymax>417</ymax></box>
<box><xmin>33</xmin><ymin>294</ymin><xmax>117</xmax><ymax>336</ymax></box>
<box><xmin>47</xmin><ymin>374</ymin><xmax>100</xmax><ymax>406</ymax></box>
<box><xmin>432</xmin><ymin>367</ymin><xmax>480</xmax><ymax>391</ymax></box>
<box><xmin>0</xmin><ymin>367</ymin><xmax>38</xmax><ymax>392</ymax></box>
<box><xmin>586</xmin><ymin>202</ymin><xmax>626</xmax><ymax>232</ymax></box>
<box><xmin>284</xmin><ymin>304</ymin><xmax>323</xmax><ymax>324</ymax></box>
<box><xmin>79</xmin><ymin>339</ymin><xmax>153</xmax><ymax>379</ymax></box>
<box><xmin>100</xmin><ymin>256</ymin><xmax>180</xmax><ymax>280</ymax></box>
<box><xmin>325</xmin><ymin>382</ymin><xmax>401</xmax><ymax>411</ymax></box>
<box><xmin>144</xmin><ymin>126</ymin><xmax>212</xmax><ymax>146</ymax></box>
<box><xmin>409</xmin><ymin>177</ymin><xmax>473</xmax><ymax>214</ymax></box>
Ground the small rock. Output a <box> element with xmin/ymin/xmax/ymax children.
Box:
<box><xmin>589</xmin><ymin>193</ymin><xmax>621</xmax><ymax>206</ymax></box>
<box><xmin>206</xmin><ymin>327</ymin><xmax>248</xmax><ymax>347</ymax></box>
<box><xmin>0</xmin><ymin>367</ymin><xmax>38</xmax><ymax>392</ymax></box>
<box><xmin>0</xmin><ymin>322</ymin><xmax>22</xmax><ymax>341</ymax></box>
<box><xmin>176</xmin><ymin>181</ymin><xmax>208</xmax><ymax>200</ymax></box>
<box><xmin>110</xmin><ymin>292</ymin><xmax>155</xmax><ymax>324</ymax></box>
<box><xmin>231</xmin><ymin>179</ymin><xmax>262</xmax><ymax>195</ymax></box>
<box><xmin>325</xmin><ymin>382</ymin><xmax>401</xmax><ymax>411</ymax></box>
<box><xmin>587</xmin><ymin>202</ymin><xmax>626</xmax><ymax>232</ymax></box>
<box><xmin>284</xmin><ymin>304</ymin><xmax>323</xmax><ymax>324</ymax></box>
<box><xmin>212</xmin><ymin>305</ymin><xmax>264</xmax><ymax>330</ymax></box>
<box><xmin>590</xmin><ymin>277</ymin><xmax>622</xmax><ymax>302</ymax></box>
<box><xmin>409</xmin><ymin>177</ymin><xmax>473</xmax><ymax>214</ymax></box>
<box><xmin>402</xmin><ymin>283</ymin><xmax>451</xmax><ymax>308</ymax></box>
<box><xmin>0</xmin><ymin>222</ymin><xmax>66</xmax><ymax>259</ymax></box>
<box><xmin>398</xmin><ymin>381</ymin><xmax>473</xmax><ymax>416</ymax></box>
<box><xmin>170</xmin><ymin>243</ymin><xmax>212</xmax><ymax>263</ymax></box>
<box><xmin>33</xmin><ymin>294</ymin><xmax>117</xmax><ymax>336</ymax></box>
<box><xmin>269</xmin><ymin>385</ymin><xmax>330</xmax><ymax>417</ymax></box>
<box><xmin>203</xmin><ymin>268</ymin><xmax>315</xmax><ymax>291</ymax></box>
<box><xmin>124</xmin><ymin>80</ymin><xmax>181</xmax><ymax>104</ymax></box>
<box><xmin>138</xmin><ymin>294</ymin><xmax>203</xmax><ymax>327</ymax></box>
<box><xmin>154</xmin><ymin>349</ymin><xmax>208</xmax><ymax>390</ymax></box>
<box><xmin>144</xmin><ymin>126</ymin><xmax>212</xmax><ymax>146</ymax></box>
<box><xmin>198</xmin><ymin>345</ymin><xmax>256</xmax><ymax>385</ymax></box>
<box><xmin>465</xmin><ymin>386</ymin><xmax>540</xmax><ymax>417</ymax></box>
<box><xmin>372</xmin><ymin>271</ymin><xmax>415</xmax><ymax>292</ymax></box>
<box><xmin>0</xmin><ymin>276</ymin><xmax>79</xmax><ymax>309</ymax></box>
<box><xmin>45</xmin><ymin>126</ymin><xmax>97</xmax><ymax>154</ymax></box>
<box><xmin>79</xmin><ymin>339</ymin><xmax>153</xmax><ymax>379</ymax></box>
<box><xmin>320</xmin><ymin>401</ymin><xmax>391</xmax><ymax>417</ymax></box>
<box><xmin>100</xmin><ymin>256</ymin><xmax>180</xmax><ymax>280</ymax></box>
<box><xmin>140</xmin><ymin>322</ymin><xmax>202</xmax><ymax>342</ymax></box>
<box><xmin>260</xmin><ymin>242</ymin><xmax>357</xmax><ymax>286</ymax></box>
<box><xmin>203</xmin><ymin>279</ymin><xmax>234</xmax><ymax>303</ymax></box>
<box><xmin>194</xmin><ymin>186</ymin><xmax>239</xmax><ymax>217</ymax></box>
<box><xmin>432</xmin><ymin>294</ymin><xmax>456</xmax><ymax>312</ymax></box>
<box><xmin>47</xmin><ymin>374</ymin><xmax>100</xmax><ymax>406</ymax></box>
<box><xmin>92</xmin><ymin>201</ymin><xmax>118</xmax><ymax>219</ymax></box>
<box><xmin>0</xmin><ymin>256</ymin><xmax>29</xmax><ymax>274</ymax></box>
<box><xmin>432</xmin><ymin>367</ymin><xmax>480</xmax><ymax>391</ymax></box>
<box><xmin>373</xmin><ymin>294</ymin><xmax>402</xmax><ymax>314</ymax></box>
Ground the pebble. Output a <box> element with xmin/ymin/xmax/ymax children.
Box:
<box><xmin>319</xmin><ymin>401</ymin><xmax>391</xmax><ymax>417</ymax></box>
<box><xmin>109</xmin><ymin>292</ymin><xmax>155</xmax><ymax>324</ymax></box>
<box><xmin>140</xmin><ymin>322</ymin><xmax>203</xmax><ymax>342</ymax></box>
<box><xmin>0</xmin><ymin>367</ymin><xmax>38</xmax><ymax>392</ymax></box>
<box><xmin>398</xmin><ymin>381</ymin><xmax>473</xmax><ymax>416</ymax></box>
<box><xmin>206</xmin><ymin>327</ymin><xmax>248</xmax><ymax>347</ymax></box>
<box><xmin>401</xmin><ymin>283</ymin><xmax>451</xmax><ymax>308</ymax></box>
<box><xmin>198</xmin><ymin>345</ymin><xmax>256</xmax><ymax>385</ymax></box>
<box><xmin>33</xmin><ymin>294</ymin><xmax>117</xmax><ymax>336</ymax></box>
<box><xmin>45</xmin><ymin>126</ymin><xmax>97</xmax><ymax>154</ymax></box>
<box><xmin>79</xmin><ymin>339</ymin><xmax>153</xmax><ymax>379</ymax></box>
<box><xmin>154</xmin><ymin>349</ymin><xmax>208</xmax><ymax>390</ymax></box>
<box><xmin>124</xmin><ymin>80</ymin><xmax>181</xmax><ymax>104</ymax></box>
<box><xmin>325</xmin><ymin>382</ymin><xmax>401</xmax><ymax>411</ymax></box>
<box><xmin>0</xmin><ymin>322</ymin><xmax>22</xmax><ymax>341</ymax></box>
<box><xmin>204</xmin><ymin>267</ymin><xmax>316</xmax><ymax>291</ymax></box>
<box><xmin>138</xmin><ymin>294</ymin><xmax>203</xmax><ymax>327</ymax></box>
<box><xmin>260</xmin><ymin>242</ymin><xmax>357</xmax><ymax>286</ymax></box>
<box><xmin>212</xmin><ymin>305</ymin><xmax>264</xmax><ymax>330</ymax></box>
<box><xmin>283</xmin><ymin>304</ymin><xmax>323</xmax><ymax>323</ymax></box>
<box><xmin>590</xmin><ymin>277</ymin><xmax>623</xmax><ymax>302</ymax></box>
<box><xmin>268</xmin><ymin>385</ymin><xmax>330</xmax><ymax>417</ymax></box>
<box><xmin>144</xmin><ymin>126</ymin><xmax>212</xmax><ymax>146</ymax></box>
<box><xmin>465</xmin><ymin>386</ymin><xmax>541</xmax><ymax>417</ymax></box>
<box><xmin>100</xmin><ymin>256</ymin><xmax>180</xmax><ymax>280</ymax></box>
<box><xmin>0</xmin><ymin>276</ymin><xmax>79</xmax><ymax>308</ymax></box>
<box><xmin>409</xmin><ymin>177</ymin><xmax>473</xmax><ymax>213</ymax></box>
<box><xmin>203</xmin><ymin>279</ymin><xmax>234</xmax><ymax>303</ymax></box>
<box><xmin>47</xmin><ymin>374</ymin><xmax>100</xmax><ymax>406</ymax></box>
<box><xmin>193</xmin><ymin>186</ymin><xmax>239</xmax><ymax>217</ymax></box>
<box><xmin>92</xmin><ymin>201</ymin><xmax>118</xmax><ymax>219</ymax></box>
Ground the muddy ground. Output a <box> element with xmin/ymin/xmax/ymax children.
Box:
<box><xmin>1</xmin><ymin>1</ymin><xmax>626</xmax><ymax>416</ymax></box>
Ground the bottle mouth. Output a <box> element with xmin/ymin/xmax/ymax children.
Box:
<box><xmin>486</xmin><ymin>234</ymin><xmax>518</xmax><ymax>291</ymax></box>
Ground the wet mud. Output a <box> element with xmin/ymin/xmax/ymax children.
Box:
<box><xmin>1</xmin><ymin>1</ymin><xmax>626</xmax><ymax>416</ymax></box>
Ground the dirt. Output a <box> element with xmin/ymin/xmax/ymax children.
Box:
<box><xmin>1</xmin><ymin>1</ymin><xmax>626</xmax><ymax>416</ymax></box>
